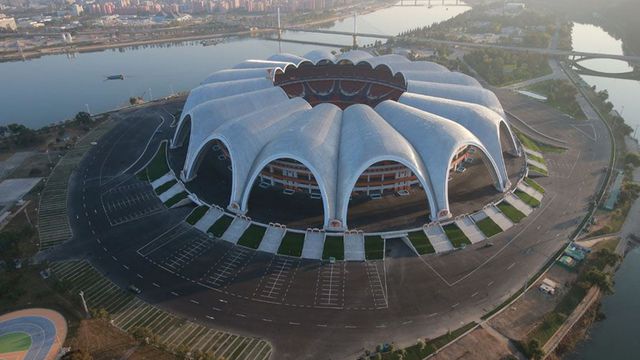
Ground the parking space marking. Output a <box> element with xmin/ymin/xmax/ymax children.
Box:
<box><xmin>314</xmin><ymin>262</ymin><xmax>345</xmax><ymax>308</ymax></box>
<box><xmin>201</xmin><ymin>247</ymin><xmax>253</xmax><ymax>289</ymax></box>
<box><xmin>365</xmin><ymin>261</ymin><xmax>388</xmax><ymax>309</ymax></box>
<box><xmin>253</xmin><ymin>256</ymin><xmax>299</xmax><ymax>303</ymax></box>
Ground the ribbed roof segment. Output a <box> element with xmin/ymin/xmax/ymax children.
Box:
<box><xmin>173</xmin><ymin>50</ymin><xmax>519</xmax><ymax>229</ymax></box>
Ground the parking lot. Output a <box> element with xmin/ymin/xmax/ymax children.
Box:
<box><xmin>101</xmin><ymin>179</ymin><xmax>165</xmax><ymax>226</ymax></box>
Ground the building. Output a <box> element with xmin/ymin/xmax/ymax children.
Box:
<box><xmin>0</xmin><ymin>14</ymin><xmax>17</xmax><ymax>31</ymax></box>
<box><xmin>172</xmin><ymin>50</ymin><xmax>520</xmax><ymax>230</ymax></box>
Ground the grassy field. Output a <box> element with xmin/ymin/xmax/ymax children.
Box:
<box><xmin>515</xmin><ymin>189</ymin><xmax>541</xmax><ymax>207</ymax></box>
<box><xmin>278</xmin><ymin>232</ymin><xmax>305</xmax><ymax>257</ymax></box>
<box><xmin>529</xmin><ymin>164</ymin><xmax>549</xmax><ymax>176</ymax></box>
<box><xmin>323</xmin><ymin>236</ymin><xmax>345</xmax><ymax>260</ymax></box>
<box><xmin>475</xmin><ymin>217</ymin><xmax>502</xmax><ymax>238</ymax></box>
<box><xmin>154</xmin><ymin>179</ymin><xmax>176</xmax><ymax>195</ymax></box>
<box><xmin>364</xmin><ymin>236</ymin><xmax>385</xmax><ymax>260</ymax></box>
<box><xmin>207</xmin><ymin>215</ymin><xmax>234</xmax><ymax>238</ymax></box>
<box><xmin>237</xmin><ymin>224</ymin><xmax>267</xmax><ymax>249</ymax></box>
<box><xmin>497</xmin><ymin>202</ymin><xmax>526</xmax><ymax>223</ymax></box>
<box><xmin>515</xmin><ymin>129</ymin><xmax>565</xmax><ymax>154</ymax></box>
<box><xmin>524</xmin><ymin>177</ymin><xmax>545</xmax><ymax>194</ymax></box>
<box><xmin>525</xmin><ymin>80</ymin><xmax>586</xmax><ymax>120</ymax></box>
<box><xmin>442</xmin><ymin>223</ymin><xmax>471</xmax><ymax>248</ymax></box>
<box><xmin>185</xmin><ymin>205</ymin><xmax>208</xmax><ymax>225</ymax></box>
<box><xmin>144</xmin><ymin>142</ymin><xmax>169</xmax><ymax>182</ymax></box>
<box><xmin>163</xmin><ymin>191</ymin><xmax>187</xmax><ymax>207</ymax></box>
<box><xmin>0</xmin><ymin>332</ymin><xmax>32</xmax><ymax>353</ymax></box>
<box><xmin>407</xmin><ymin>231</ymin><xmax>435</xmax><ymax>255</ymax></box>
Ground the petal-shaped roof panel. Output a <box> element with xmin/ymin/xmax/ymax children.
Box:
<box><xmin>401</xmin><ymin>70</ymin><xmax>481</xmax><ymax>87</ymax></box>
<box><xmin>303</xmin><ymin>49</ymin><xmax>336</xmax><ymax>64</ymax></box>
<box><xmin>336</xmin><ymin>50</ymin><xmax>373</xmax><ymax>64</ymax></box>
<box><xmin>268</xmin><ymin>53</ymin><xmax>308</xmax><ymax>64</ymax></box>
<box><xmin>388</xmin><ymin>61</ymin><xmax>448</xmax><ymax>73</ymax></box>
<box><xmin>360</xmin><ymin>54</ymin><xmax>410</xmax><ymax>68</ymax></box>
<box><xmin>201</xmin><ymin>68</ymin><xmax>272</xmax><ymax>85</ymax></box>
<box><xmin>233</xmin><ymin>59</ymin><xmax>293</xmax><ymax>69</ymax></box>
<box><xmin>406</xmin><ymin>80</ymin><xmax>505</xmax><ymax>116</ymax></box>
<box><xmin>183</xmin><ymin>78</ymin><xmax>273</xmax><ymax>116</ymax></box>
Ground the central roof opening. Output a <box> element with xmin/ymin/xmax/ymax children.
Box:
<box><xmin>274</xmin><ymin>62</ymin><xmax>407</xmax><ymax>109</ymax></box>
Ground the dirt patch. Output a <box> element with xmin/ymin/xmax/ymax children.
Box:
<box><xmin>431</xmin><ymin>328</ymin><xmax>516</xmax><ymax>360</ymax></box>
<box><xmin>67</xmin><ymin>319</ymin><xmax>175</xmax><ymax>360</ymax></box>
<box><xmin>489</xmin><ymin>266</ymin><xmax>576</xmax><ymax>340</ymax></box>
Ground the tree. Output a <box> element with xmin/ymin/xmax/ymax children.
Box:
<box><xmin>625</xmin><ymin>152</ymin><xmax>640</xmax><ymax>167</ymax></box>
<box><xmin>583</xmin><ymin>269</ymin><xmax>614</xmax><ymax>294</ymax></box>
<box><xmin>526</xmin><ymin>339</ymin><xmax>544</xmax><ymax>360</ymax></box>
<box><xmin>61</xmin><ymin>349</ymin><xmax>93</xmax><ymax>360</ymax></box>
<box><xmin>75</xmin><ymin>112</ymin><xmax>92</xmax><ymax>124</ymax></box>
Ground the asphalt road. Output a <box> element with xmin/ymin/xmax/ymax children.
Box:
<box><xmin>47</xmin><ymin>91</ymin><xmax>610</xmax><ymax>360</ymax></box>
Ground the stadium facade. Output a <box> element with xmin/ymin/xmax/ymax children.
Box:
<box><xmin>172</xmin><ymin>50</ymin><xmax>520</xmax><ymax>230</ymax></box>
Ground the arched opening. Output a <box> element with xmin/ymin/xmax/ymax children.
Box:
<box><xmin>244</xmin><ymin>158</ymin><xmax>324</xmax><ymax>229</ymax></box>
<box><xmin>182</xmin><ymin>139</ymin><xmax>233</xmax><ymax>207</ymax></box>
<box><xmin>447</xmin><ymin>145</ymin><xmax>504</xmax><ymax>216</ymax></box>
<box><xmin>499</xmin><ymin>121</ymin><xmax>519</xmax><ymax>157</ymax></box>
<box><xmin>345</xmin><ymin>160</ymin><xmax>431</xmax><ymax>232</ymax></box>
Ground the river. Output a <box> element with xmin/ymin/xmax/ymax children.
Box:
<box><xmin>566</xmin><ymin>23</ymin><xmax>640</xmax><ymax>359</ymax></box>
<box><xmin>0</xmin><ymin>1</ymin><xmax>469</xmax><ymax>129</ymax></box>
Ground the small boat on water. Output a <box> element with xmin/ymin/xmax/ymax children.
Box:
<box><xmin>105</xmin><ymin>74</ymin><xmax>125</xmax><ymax>80</ymax></box>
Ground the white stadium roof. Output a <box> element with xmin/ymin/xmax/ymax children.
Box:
<box><xmin>173</xmin><ymin>50</ymin><xmax>519</xmax><ymax>230</ymax></box>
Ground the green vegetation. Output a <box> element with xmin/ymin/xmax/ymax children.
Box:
<box><xmin>527</xmin><ymin>153</ymin><xmax>545</xmax><ymax>164</ymax></box>
<box><xmin>364</xmin><ymin>236</ymin><xmax>385</xmax><ymax>260</ymax></box>
<box><xmin>475</xmin><ymin>217</ymin><xmax>502</xmax><ymax>238</ymax></box>
<box><xmin>185</xmin><ymin>205</ymin><xmax>208</xmax><ymax>225</ymax></box>
<box><xmin>163</xmin><ymin>191</ymin><xmax>187</xmax><ymax>208</ymax></box>
<box><xmin>407</xmin><ymin>231</ymin><xmax>435</xmax><ymax>255</ymax></box>
<box><xmin>463</xmin><ymin>49</ymin><xmax>551</xmax><ymax>86</ymax></box>
<box><xmin>322</xmin><ymin>236</ymin><xmax>344</xmax><ymax>260</ymax></box>
<box><xmin>524</xmin><ymin>177</ymin><xmax>545</xmax><ymax>194</ymax></box>
<box><xmin>379</xmin><ymin>322</ymin><xmax>477</xmax><ymax>360</ymax></box>
<box><xmin>514</xmin><ymin>129</ymin><xmax>565</xmax><ymax>154</ymax></box>
<box><xmin>529</xmin><ymin>164</ymin><xmax>549</xmax><ymax>176</ymax></box>
<box><xmin>497</xmin><ymin>202</ymin><xmax>526</xmax><ymax>223</ymax></box>
<box><xmin>154</xmin><ymin>179</ymin><xmax>176</xmax><ymax>195</ymax></box>
<box><xmin>143</xmin><ymin>142</ymin><xmax>169</xmax><ymax>182</ymax></box>
<box><xmin>515</xmin><ymin>189</ymin><xmax>541</xmax><ymax>207</ymax></box>
<box><xmin>207</xmin><ymin>215</ymin><xmax>234</xmax><ymax>238</ymax></box>
<box><xmin>237</xmin><ymin>224</ymin><xmax>267</xmax><ymax>249</ymax></box>
<box><xmin>278</xmin><ymin>232</ymin><xmax>305</xmax><ymax>257</ymax></box>
<box><xmin>0</xmin><ymin>332</ymin><xmax>32</xmax><ymax>353</ymax></box>
<box><xmin>526</xmin><ymin>80</ymin><xmax>586</xmax><ymax>120</ymax></box>
<box><xmin>442</xmin><ymin>223</ymin><xmax>471</xmax><ymax>248</ymax></box>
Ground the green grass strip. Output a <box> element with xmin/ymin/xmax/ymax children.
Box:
<box><xmin>515</xmin><ymin>189</ymin><xmax>541</xmax><ymax>207</ymax></box>
<box><xmin>529</xmin><ymin>164</ymin><xmax>549</xmax><ymax>176</ymax></box>
<box><xmin>407</xmin><ymin>230</ymin><xmax>435</xmax><ymax>255</ymax></box>
<box><xmin>528</xmin><ymin>153</ymin><xmax>546</xmax><ymax>164</ymax></box>
<box><xmin>322</xmin><ymin>236</ymin><xmax>344</xmax><ymax>260</ymax></box>
<box><xmin>155</xmin><ymin>179</ymin><xmax>177</xmax><ymax>195</ymax></box>
<box><xmin>497</xmin><ymin>202</ymin><xmax>526</xmax><ymax>223</ymax></box>
<box><xmin>207</xmin><ymin>215</ymin><xmax>233</xmax><ymax>238</ymax></box>
<box><xmin>163</xmin><ymin>191</ymin><xmax>187</xmax><ymax>208</ymax></box>
<box><xmin>475</xmin><ymin>217</ymin><xmax>502</xmax><ymax>238</ymax></box>
<box><xmin>185</xmin><ymin>205</ymin><xmax>208</xmax><ymax>225</ymax></box>
<box><xmin>237</xmin><ymin>224</ymin><xmax>267</xmax><ymax>249</ymax></box>
<box><xmin>524</xmin><ymin>177</ymin><xmax>545</xmax><ymax>194</ymax></box>
<box><xmin>442</xmin><ymin>223</ymin><xmax>471</xmax><ymax>248</ymax></box>
<box><xmin>146</xmin><ymin>142</ymin><xmax>169</xmax><ymax>182</ymax></box>
<box><xmin>0</xmin><ymin>333</ymin><xmax>32</xmax><ymax>353</ymax></box>
<box><xmin>278</xmin><ymin>232</ymin><xmax>305</xmax><ymax>257</ymax></box>
<box><xmin>364</xmin><ymin>236</ymin><xmax>385</xmax><ymax>260</ymax></box>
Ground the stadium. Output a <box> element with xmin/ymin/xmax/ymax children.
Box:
<box><xmin>170</xmin><ymin>50</ymin><xmax>524</xmax><ymax>232</ymax></box>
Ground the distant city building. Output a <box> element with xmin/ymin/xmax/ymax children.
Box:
<box><xmin>0</xmin><ymin>13</ymin><xmax>17</xmax><ymax>31</ymax></box>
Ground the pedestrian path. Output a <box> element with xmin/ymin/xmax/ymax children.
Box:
<box><xmin>454</xmin><ymin>216</ymin><xmax>485</xmax><ymax>244</ymax></box>
<box><xmin>302</xmin><ymin>231</ymin><xmax>325</xmax><ymax>260</ymax></box>
<box><xmin>424</xmin><ymin>225</ymin><xmax>454</xmax><ymax>253</ymax></box>
<box><xmin>222</xmin><ymin>217</ymin><xmax>251</xmax><ymax>244</ymax></box>
<box><xmin>150</xmin><ymin>173</ymin><xmax>174</xmax><ymax>190</ymax></box>
<box><xmin>484</xmin><ymin>205</ymin><xmax>514</xmax><ymax>231</ymax></box>
<box><xmin>505</xmin><ymin>193</ymin><xmax>533</xmax><ymax>216</ymax></box>
<box><xmin>50</xmin><ymin>260</ymin><xmax>272</xmax><ymax>360</ymax></box>
<box><xmin>194</xmin><ymin>207</ymin><xmax>224</xmax><ymax>233</ymax></box>
<box><xmin>158</xmin><ymin>182</ymin><xmax>185</xmax><ymax>203</ymax></box>
<box><xmin>343</xmin><ymin>232</ymin><xmax>365</xmax><ymax>261</ymax></box>
<box><xmin>257</xmin><ymin>225</ymin><xmax>286</xmax><ymax>253</ymax></box>
<box><xmin>517</xmin><ymin>182</ymin><xmax>543</xmax><ymax>201</ymax></box>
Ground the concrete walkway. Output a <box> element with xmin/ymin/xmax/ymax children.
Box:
<box><xmin>505</xmin><ymin>193</ymin><xmax>534</xmax><ymax>216</ymax></box>
<box><xmin>194</xmin><ymin>207</ymin><xmax>224</xmax><ymax>233</ymax></box>
<box><xmin>258</xmin><ymin>226</ymin><xmax>286</xmax><ymax>253</ymax></box>
<box><xmin>158</xmin><ymin>182</ymin><xmax>185</xmax><ymax>202</ymax></box>
<box><xmin>302</xmin><ymin>231</ymin><xmax>325</xmax><ymax>260</ymax></box>
<box><xmin>424</xmin><ymin>225</ymin><xmax>454</xmax><ymax>253</ymax></box>
<box><xmin>455</xmin><ymin>216</ymin><xmax>486</xmax><ymax>244</ymax></box>
<box><xmin>344</xmin><ymin>232</ymin><xmax>365</xmax><ymax>261</ymax></box>
<box><xmin>526</xmin><ymin>158</ymin><xmax>548</xmax><ymax>172</ymax></box>
<box><xmin>523</xmin><ymin>147</ymin><xmax>543</xmax><ymax>159</ymax></box>
<box><xmin>221</xmin><ymin>217</ymin><xmax>250</xmax><ymax>244</ymax></box>
<box><xmin>484</xmin><ymin>205</ymin><xmax>514</xmax><ymax>231</ymax></box>
<box><xmin>517</xmin><ymin>182</ymin><xmax>544</xmax><ymax>201</ymax></box>
<box><xmin>151</xmin><ymin>173</ymin><xmax>174</xmax><ymax>189</ymax></box>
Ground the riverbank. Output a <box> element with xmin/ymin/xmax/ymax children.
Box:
<box><xmin>0</xmin><ymin>1</ymin><xmax>395</xmax><ymax>63</ymax></box>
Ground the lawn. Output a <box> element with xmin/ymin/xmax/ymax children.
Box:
<box><xmin>475</xmin><ymin>217</ymin><xmax>502</xmax><ymax>238</ymax></box>
<box><xmin>527</xmin><ymin>153</ymin><xmax>546</xmax><ymax>164</ymax></box>
<box><xmin>524</xmin><ymin>177</ymin><xmax>545</xmax><ymax>194</ymax></box>
<box><xmin>145</xmin><ymin>142</ymin><xmax>170</xmax><ymax>182</ymax></box>
<box><xmin>407</xmin><ymin>231</ymin><xmax>435</xmax><ymax>255</ymax></box>
<box><xmin>515</xmin><ymin>189</ymin><xmax>541</xmax><ymax>207</ymax></box>
<box><xmin>364</xmin><ymin>236</ymin><xmax>385</xmax><ymax>260</ymax></box>
<box><xmin>322</xmin><ymin>236</ymin><xmax>344</xmax><ymax>260</ymax></box>
<box><xmin>163</xmin><ymin>191</ymin><xmax>187</xmax><ymax>208</ymax></box>
<box><xmin>515</xmin><ymin>129</ymin><xmax>565</xmax><ymax>154</ymax></box>
<box><xmin>0</xmin><ymin>332</ymin><xmax>31</xmax><ymax>353</ymax></box>
<box><xmin>278</xmin><ymin>232</ymin><xmax>305</xmax><ymax>257</ymax></box>
<box><xmin>185</xmin><ymin>205</ymin><xmax>208</xmax><ymax>225</ymax></box>
<box><xmin>154</xmin><ymin>179</ymin><xmax>176</xmax><ymax>195</ymax></box>
<box><xmin>237</xmin><ymin>224</ymin><xmax>267</xmax><ymax>249</ymax></box>
<box><xmin>442</xmin><ymin>223</ymin><xmax>471</xmax><ymax>248</ymax></box>
<box><xmin>529</xmin><ymin>164</ymin><xmax>549</xmax><ymax>176</ymax></box>
<box><xmin>207</xmin><ymin>215</ymin><xmax>234</xmax><ymax>238</ymax></box>
<box><xmin>497</xmin><ymin>202</ymin><xmax>526</xmax><ymax>223</ymax></box>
